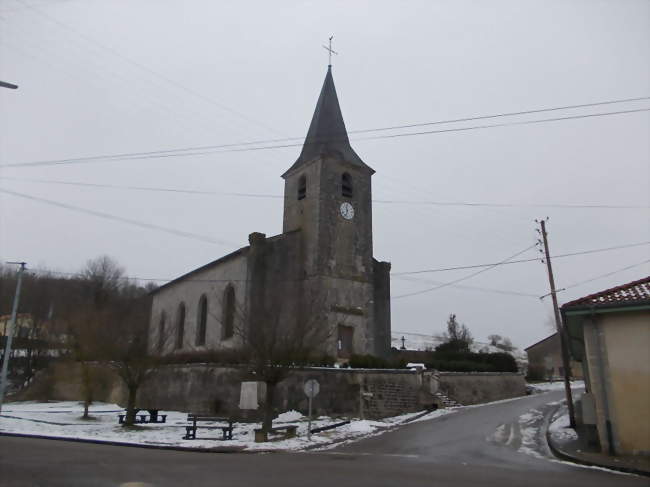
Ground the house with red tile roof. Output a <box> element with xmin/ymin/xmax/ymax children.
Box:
<box><xmin>562</xmin><ymin>276</ymin><xmax>650</xmax><ymax>457</ymax></box>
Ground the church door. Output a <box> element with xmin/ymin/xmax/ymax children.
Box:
<box><xmin>337</xmin><ymin>324</ymin><xmax>354</xmax><ymax>358</ymax></box>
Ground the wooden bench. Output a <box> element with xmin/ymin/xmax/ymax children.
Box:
<box><xmin>118</xmin><ymin>409</ymin><xmax>167</xmax><ymax>424</ymax></box>
<box><xmin>183</xmin><ymin>415</ymin><xmax>233</xmax><ymax>441</ymax></box>
<box><xmin>254</xmin><ymin>424</ymin><xmax>298</xmax><ymax>443</ymax></box>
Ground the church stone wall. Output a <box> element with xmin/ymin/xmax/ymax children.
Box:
<box><xmin>373</xmin><ymin>260</ymin><xmax>392</xmax><ymax>358</ymax></box>
<box><xmin>149</xmin><ymin>251</ymin><xmax>250</xmax><ymax>355</ymax></box>
<box><xmin>282</xmin><ymin>159</ymin><xmax>322</xmax><ymax>277</ymax></box>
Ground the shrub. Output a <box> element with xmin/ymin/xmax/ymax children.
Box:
<box><xmin>348</xmin><ymin>354</ymin><xmax>391</xmax><ymax>369</ymax></box>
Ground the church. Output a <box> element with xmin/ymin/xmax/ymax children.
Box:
<box><xmin>149</xmin><ymin>65</ymin><xmax>391</xmax><ymax>361</ymax></box>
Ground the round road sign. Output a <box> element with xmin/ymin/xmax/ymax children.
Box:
<box><xmin>304</xmin><ymin>379</ymin><xmax>320</xmax><ymax>398</ymax></box>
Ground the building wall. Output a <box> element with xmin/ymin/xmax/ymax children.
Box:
<box><xmin>582</xmin><ymin>310</ymin><xmax>650</xmax><ymax>456</ymax></box>
<box><xmin>282</xmin><ymin>158</ymin><xmax>322</xmax><ymax>275</ymax></box>
<box><xmin>526</xmin><ymin>333</ymin><xmax>583</xmax><ymax>380</ymax></box>
<box><xmin>372</xmin><ymin>260</ymin><xmax>392</xmax><ymax>358</ymax></box>
<box><xmin>149</xmin><ymin>251</ymin><xmax>250</xmax><ymax>355</ymax></box>
<box><xmin>601</xmin><ymin>311</ymin><xmax>650</xmax><ymax>455</ymax></box>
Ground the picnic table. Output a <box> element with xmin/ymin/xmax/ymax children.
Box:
<box><xmin>118</xmin><ymin>409</ymin><xmax>167</xmax><ymax>424</ymax></box>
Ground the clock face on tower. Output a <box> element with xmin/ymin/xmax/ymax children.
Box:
<box><xmin>340</xmin><ymin>202</ymin><xmax>355</xmax><ymax>220</ymax></box>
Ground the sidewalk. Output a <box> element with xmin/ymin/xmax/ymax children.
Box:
<box><xmin>546</xmin><ymin>409</ymin><xmax>650</xmax><ymax>476</ymax></box>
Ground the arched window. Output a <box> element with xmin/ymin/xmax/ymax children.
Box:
<box><xmin>175</xmin><ymin>303</ymin><xmax>185</xmax><ymax>349</ymax></box>
<box><xmin>158</xmin><ymin>312</ymin><xmax>166</xmax><ymax>353</ymax></box>
<box><xmin>297</xmin><ymin>175</ymin><xmax>307</xmax><ymax>200</ymax></box>
<box><xmin>196</xmin><ymin>295</ymin><xmax>208</xmax><ymax>346</ymax></box>
<box><xmin>222</xmin><ymin>285</ymin><xmax>235</xmax><ymax>339</ymax></box>
<box><xmin>341</xmin><ymin>173</ymin><xmax>353</xmax><ymax>198</ymax></box>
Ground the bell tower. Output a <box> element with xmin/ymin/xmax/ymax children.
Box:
<box><xmin>282</xmin><ymin>66</ymin><xmax>375</xmax><ymax>280</ymax></box>
<box><xmin>280</xmin><ymin>64</ymin><xmax>389</xmax><ymax>360</ymax></box>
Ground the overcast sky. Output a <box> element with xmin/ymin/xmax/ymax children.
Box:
<box><xmin>1</xmin><ymin>0</ymin><xmax>648</xmax><ymax>348</ymax></box>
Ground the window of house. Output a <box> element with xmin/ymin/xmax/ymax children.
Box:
<box><xmin>196</xmin><ymin>295</ymin><xmax>208</xmax><ymax>346</ymax></box>
<box><xmin>341</xmin><ymin>173</ymin><xmax>353</xmax><ymax>198</ymax></box>
<box><xmin>297</xmin><ymin>175</ymin><xmax>307</xmax><ymax>200</ymax></box>
<box><xmin>158</xmin><ymin>312</ymin><xmax>166</xmax><ymax>353</ymax></box>
<box><xmin>222</xmin><ymin>285</ymin><xmax>235</xmax><ymax>339</ymax></box>
<box><xmin>175</xmin><ymin>303</ymin><xmax>185</xmax><ymax>349</ymax></box>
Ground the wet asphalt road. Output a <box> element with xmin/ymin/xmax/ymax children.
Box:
<box><xmin>0</xmin><ymin>390</ymin><xmax>646</xmax><ymax>487</ymax></box>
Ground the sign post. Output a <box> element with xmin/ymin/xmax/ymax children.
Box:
<box><xmin>303</xmin><ymin>379</ymin><xmax>320</xmax><ymax>440</ymax></box>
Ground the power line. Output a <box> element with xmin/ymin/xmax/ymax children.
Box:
<box><xmin>351</xmin><ymin>96</ymin><xmax>650</xmax><ymax>134</ymax></box>
<box><xmin>0</xmin><ymin>177</ymin><xmax>283</xmax><ymax>199</ymax></box>
<box><xmin>0</xmin><ymin>95</ymin><xmax>634</xmax><ymax>164</ymax></box>
<box><xmin>2</xmin><ymin>176</ymin><xmax>647</xmax><ymax>210</ymax></box>
<box><xmin>0</xmin><ymin>187</ymin><xmax>238</xmax><ymax>247</ymax></box>
<box><xmin>27</xmin><ymin>255</ymin><xmax>650</xmax><ymax>293</ymax></box>
<box><xmin>357</xmin><ymin>108</ymin><xmax>650</xmax><ymax>143</ymax></box>
<box><xmin>393</xmin><ymin>275</ymin><xmax>540</xmax><ymax>298</ymax></box>
<box><xmin>3</xmin><ymin>183</ymin><xmax>647</xmax><ymax>274</ymax></box>
<box><xmin>2</xmin><ymin>104</ymin><xmax>648</xmax><ymax>169</ymax></box>
<box><xmin>13</xmin><ymin>0</ymin><xmax>284</xmax><ymax>138</ymax></box>
<box><xmin>560</xmin><ymin>259</ymin><xmax>650</xmax><ymax>293</ymax></box>
<box><xmin>392</xmin><ymin>244</ymin><xmax>538</xmax><ymax>299</ymax></box>
<box><xmin>393</xmin><ymin>241</ymin><xmax>650</xmax><ymax>276</ymax></box>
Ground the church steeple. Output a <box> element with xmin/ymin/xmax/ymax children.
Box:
<box><xmin>283</xmin><ymin>67</ymin><xmax>373</xmax><ymax>177</ymax></box>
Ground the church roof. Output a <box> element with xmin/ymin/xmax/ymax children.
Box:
<box><xmin>283</xmin><ymin>66</ymin><xmax>373</xmax><ymax>177</ymax></box>
<box><xmin>149</xmin><ymin>230</ymin><xmax>302</xmax><ymax>295</ymax></box>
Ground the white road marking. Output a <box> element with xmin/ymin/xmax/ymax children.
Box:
<box><xmin>314</xmin><ymin>451</ymin><xmax>419</xmax><ymax>459</ymax></box>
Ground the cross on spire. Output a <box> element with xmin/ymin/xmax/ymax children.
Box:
<box><xmin>322</xmin><ymin>36</ymin><xmax>338</xmax><ymax>66</ymax></box>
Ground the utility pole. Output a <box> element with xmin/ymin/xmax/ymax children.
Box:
<box><xmin>537</xmin><ymin>219</ymin><xmax>576</xmax><ymax>428</ymax></box>
<box><xmin>0</xmin><ymin>261</ymin><xmax>27</xmax><ymax>413</ymax></box>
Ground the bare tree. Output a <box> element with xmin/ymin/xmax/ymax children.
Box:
<box><xmin>495</xmin><ymin>337</ymin><xmax>515</xmax><ymax>352</ymax></box>
<box><xmin>488</xmin><ymin>334</ymin><xmax>502</xmax><ymax>347</ymax></box>
<box><xmin>207</xmin><ymin>289</ymin><xmax>333</xmax><ymax>433</ymax></box>
<box><xmin>437</xmin><ymin>314</ymin><xmax>473</xmax><ymax>352</ymax></box>
<box><xmin>79</xmin><ymin>255</ymin><xmax>125</xmax><ymax>309</ymax></box>
<box><xmin>67</xmin><ymin>255</ymin><xmax>156</xmax><ymax>424</ymax></box>
<box><xmin>97</xmin><ymin>295</ymin><xmax>163</xmax><ymax>426</ymax></box>
<box><xmin>66</xmin><ymin>307</ymin><xmax>103</xmax><ymax>419</ymax></box>
<box><xmin>488</xmin><ymin>334</ymin><xmax>516</xmax><ymax>352</ymax></box>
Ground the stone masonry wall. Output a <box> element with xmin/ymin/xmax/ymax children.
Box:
<box><xmin>438</xmin><ymin>372</ymin><xmax>526</xmax><ymax>405</ymax></box>
<box><xmin>20</xmin><ymin>363</ymin><xmax>525</xmax><ymax>419</ymax></box>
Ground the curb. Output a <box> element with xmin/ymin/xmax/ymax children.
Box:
<box><xmin>545</xmin><ymin>424</ymin><xmax>649</xmax><ymax>477</ymax></box>
<box><xmin>0</xmin><ymin>431</ymin><xmax>251</xmax><ymax>454</ymax></box>
<box><xmin>0</xmin><ymin>411</ymin><xmax>442</xmax><ymax>455</ymax></box>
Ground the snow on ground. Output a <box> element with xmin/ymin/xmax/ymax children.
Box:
<box><xmin>516</xmin><ymin>408</ymin><xmax>547</xmax><ymax>459</ymax></box>
<box><xmin>0</xmin><ymin>385</ymin><xmax>576</xmax><ymax>453</ymax></box>
<box><xmin>548</xmin><ymin>409</ymin><xmax>578</xmax><ymax>443</ymax></box>
<box><xmin>0</xmin><ymin>401</ymin><xmax>454</xmax><ymax>452</ymax></box>
<box><xmin>528</xmin><ymin>380</ymin><xmax>584</xmax><ymax>393</ymax></box>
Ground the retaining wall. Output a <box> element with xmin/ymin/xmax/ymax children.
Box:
<box><xmin>438</xmin><ymin>372</ymin><xmax>525</xmax><ymax>405</ymax></box>
<box><xmin>18</xmin><ymin>362</ymin><xmax>525</xmax><ymax>418</ymax></box>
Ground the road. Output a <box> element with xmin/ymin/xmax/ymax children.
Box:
<box><xmin>0</xmin><ymin>390</ymin><xmax>646</xmax><ymax>487</ymax></box>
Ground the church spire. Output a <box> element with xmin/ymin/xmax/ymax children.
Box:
<box><xmin>283</xmin><ymin>66</ymin><xmax>372</xmax><ymax>177</ymax></box>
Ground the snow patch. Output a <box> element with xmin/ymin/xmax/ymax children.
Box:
<box><xmin>276</xmin><ymin>410</ymin><xmax>303</xmax><ymax>422</ymax></box>
<box><xmin>0</xmin><ymin>401</ymin><xmax>444</xmax><ymax>452</ymax></box>
<box><xmin>549</xmin><ymin>410</ymin><xmax>578</xmax><ymax>443</ymax></box>
<box><xmin>528</xmin><ymin>380</ymin><xmax>584</xmax><ymax>393</ymax></box>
